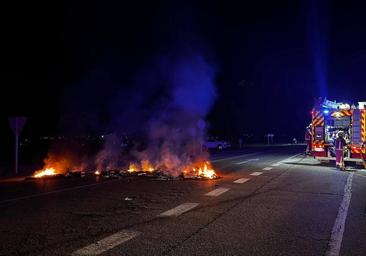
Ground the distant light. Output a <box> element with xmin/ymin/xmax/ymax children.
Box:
<box><xmin>323</xmin><ymin>109</ymin><xmax>329</xmax><ymax>114</ymax></box>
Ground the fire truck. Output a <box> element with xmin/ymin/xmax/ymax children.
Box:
<box><xmin>311</xmin><ymin>99</ymin><xmax>366</xmax><ymax>164</ymax></box>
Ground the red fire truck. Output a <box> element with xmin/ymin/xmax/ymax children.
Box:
<box><xmin>310</xmin><ymin>99</ymin><xmax>366</xmax><ymax>165</ymax></box>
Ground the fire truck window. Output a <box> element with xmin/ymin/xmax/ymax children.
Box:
<box><xmin>334</xmin><ymin>116</ymin><xmax>350</xmax><ymax>128</ymax></box>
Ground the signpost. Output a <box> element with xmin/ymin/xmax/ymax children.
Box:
<box><xmin>9</xmin><ymin>117</ymin><xmax>27</xmax><ymax>174</ymax></box>
<box><xmin>266</xmin><ymin>133</ymin><xmax>274</xmax><ymax>144</ymax></box>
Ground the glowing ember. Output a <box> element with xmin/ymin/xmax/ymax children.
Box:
<box><xmin>33</xmin><ymin>168</ymin><xmax>57</xmax><ymax>178</ymax></box>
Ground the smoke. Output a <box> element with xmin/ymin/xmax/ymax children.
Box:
<box><xmin>95</xmin><ymin>134</ymin><xmax>124</xmax><ymax>171</ymax></box>
<box><xmin>130</xmin><ymin>52</ymin><xmax>217</xmax><ymax>175</ymax></box>
<box><xmin>93</xmin><ymin>51</ymin><xmax>217</xmax><ymax>175</ymax></box>
<box><xmin>55</xmin><ymin>46</ymin><xmax>217</xmax><ymax>175</ymax></box>
<box><xmin>306</xmin><ymin>0</ymin><xmax>329</xmax><ymax>97</ymax></box>
<box><xmin>45</xmin><ymin>1</ymin><xmax>218</xmax><ymax>175</ymax></box>
<box><xmin>41</xmin><ymin>148</ymin><xmax>86</xmax><ymax>173</ymax></box>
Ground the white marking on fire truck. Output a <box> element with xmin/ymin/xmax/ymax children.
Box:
<box><xmin>159</xmin><ymin>203</ymin><xmax>199</xmax><ymax>217</ymax></box>
<box><xmin>233</xmin><ymin>178</ymin><xmax>250</xmax><ymax>184</ymax></box>
<box><xmin>72</xmin><ymin>229</ymin><xmax>141</xmax><ymax>255</ymax></box>
<box><xmin>250</xmin><ymin>172</ymin><xmax>263</xmax><ymax>176</ymax></box>
<box><xmin>325</xmin><ymin>172</ymin><xmax>354</xmax><ymax>256</ymax></box>
<box><xmin>205</xmin><ymin>187</ymin><xmax>230</xmax><ymax>197</ymax></box>
<box><xmin>236</xmin><ymin>158</ymin><xmax>259</xmax><ymax>165</ymax></box>
<box><xmin>262</xmin><ymin>167</ymin><xmax>273</xmax><ymax>170</ymax></box>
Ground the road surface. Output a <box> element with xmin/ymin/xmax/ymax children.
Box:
<box><xmin>1</xmin><ymin>145</ymin><xmax>365</xmax><ymax>256</ymax></box>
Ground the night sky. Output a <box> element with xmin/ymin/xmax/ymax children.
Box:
<box><xmin>2</xmin><ymin>0</ymin><xmax>366</xmax><ymax>142</ymax></box>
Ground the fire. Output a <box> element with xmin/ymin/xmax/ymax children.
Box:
<box><xmin>32</xmin><ymin>153</ymin><xmax>75</xmax><ymax>178</ymax></box>
<box><xmin>127</xmin><ymin>161</ymin><xmax>154</xmax><ymax>173</ymax></box>
<box><xmin>195</xmin><ymin>162</ymin><xmax>217</xmax><ymax>179</ymax></box>
<box><xmin>128</xmin><ymin>163</ymin><xmax>139</xmax><ymax>173</ymax></box>
<box><xmin>141</xmin><ymin>160</ymin><xmax>154</xmax><ymax>172</ymax></box>
<box><xmin>184</xmin><ymin>161</ymin><xmax>217</xmax><ymax>179</ymax></box>
<box><xmin>197</xmin><ymin>162</ymin><xmax>216</xmax><ymax>179</ymax></box>
<box><xmin>33</xmin><ymin>168</ymin><xmax>58</xmax><ymax>178</ymax></box>
<box><xmin>126</xmin><ymin>160</ymin><xmax>217</xmax><ymax>179</ymax></box>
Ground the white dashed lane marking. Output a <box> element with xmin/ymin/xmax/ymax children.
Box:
<box><xmin>262</xmin><ymin>167</ymin><xmax>273</xmax><ymax>171</ymax></box>
<box><xmin>159</xmin><ymin>203</ymin><xmax>199</xmax><ymax>217</ymax></box>
<box><xmin>233</xmin><ymin>178</ymin><xmax>250</xmax><ymax>184</ymax></box>
<box><xmin>250</xmin><ymin>172</ymin><xmax>263</xmax><ymax>176</ymax></box>
<box><xmin>72</xmin><ymin>230</ymin><xmax>141</xmax><ymax>256</ymax></box>
<box><xmin>205</xmin><ymin>188</ymin><xmax>230</xmax><ymax>197</ymax></box>
<box><xmin>236</xmin><ymin>158</ymin><xmax>259</xmax><ymax>165</ymax></box>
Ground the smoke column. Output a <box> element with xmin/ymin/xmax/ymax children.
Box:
<box><xmin>306</xmin><ymin>0</ymin><xmax>330</xmax><ymax>97</ymax></box>
<box><xmin>132</xmin><ymin>52</ymin><xmax>217</xmax><ymax>176</ymax></box>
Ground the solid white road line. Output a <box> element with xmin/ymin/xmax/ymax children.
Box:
<box><xmin>236</xmin><ymin>158</ymin><xmax>259</xmax><ymax>165</ymax></box>
<box><xmin>233</xmin><ymin>178</ymin><xmax>250</xmax><ymax>184</ymax></box>
<box><xmin>159</xmin><ymin>203</ymin><xmax>199</xmax><ymax>217</ymax></box>
<box><xmin>262</xmin><ymin>167</ymin><xmax>273</xmax><ymax>171</ymax></box>
<box><xmin>287</xmin><ymin>153</ymin><xmax>303</xmax><ymax>159</ymax></box>
<box><xmin>250</xmin><ymin>172</ymin><xmax>263</xmax><ymax>176</ymax></box>
<box><xmin>325</xmin><ymin>172</ymin><xmax>354</xmax><ymax>256</ymax></box>
<box><xmin>281</xmin><ymin>153</ymin><xmax>303</xmax><ymax>163</ymax></box>
<box><xmin>205</xmin><ymin>187</ymin><xmax>230</xmax><ymax>197</ymax></box>
<box><xmin>211</xmin><ymin>152</ymin><xmax>262</xmax><ymax>163</ymax></box>
<box><xmin>72</xmin><ymin>230</ymin><xmax>141</xmax><ymax>256</ymax></box>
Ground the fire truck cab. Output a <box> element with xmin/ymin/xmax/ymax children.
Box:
<box><xmin>311</xmin><ymin>99</ymin><xmax>366</xmax><ymax>164</ymax></box>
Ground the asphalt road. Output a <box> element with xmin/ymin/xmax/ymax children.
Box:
<box><xmin>1</xmin><ymin>145</ymin><xmax>365</xmax><ymax>256</ymax></box>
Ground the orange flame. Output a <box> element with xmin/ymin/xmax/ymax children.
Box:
<box><xmin>197</xmin><ymin>162</ymin><xmax>216</xmax><ymax>179</ymax></box>
<box><xmin>33</xmin><ymin>153</ymin><xmax>78</xmax><ymax>178</ymax></box>
<box><xmin>141</xmin><ymin>160</ymin><xmax>154</xmax><ymax>172</ymax></box>
<box><xmin>33</xmin><ymin>168</ymin><xmax>58</xmax><ymax>178</ymax></box>
<box><xmin>128</xmin><ymin>163</ymin><xmax>139</xmax><ymax>173</ymax></box>
<box><xmin>184</xmin><ymin>161</ymin><xmax>217</xmax><ymax>179</ymax></box>
<box><xmin>128</xmin><ymin>161</ymin><xmax>155</xmax><ymax>173</ymax></box>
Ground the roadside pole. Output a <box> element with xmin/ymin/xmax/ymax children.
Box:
<box><xmin>9</xmin><ymin>117</ymin><xmax>27</xmax><ymax>175</ymax></box>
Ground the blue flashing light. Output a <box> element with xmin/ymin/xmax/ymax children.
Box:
<box><xmin>323</xmin><ymin>109</ymin><xmax>329</xmax><ymax>115</ymax></box>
